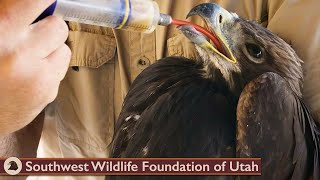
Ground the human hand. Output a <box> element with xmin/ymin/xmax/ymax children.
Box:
<box><xmin>0</xmin><ymin>0</ymin><xmax>71</xmax><ymax>135</ymax></box>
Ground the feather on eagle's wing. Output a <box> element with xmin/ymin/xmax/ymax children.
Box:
<box><xmin>110</xmin><ymin>57</ymin><xmax>236</xmax><ymax>159</ymax></box>
<box><xmin>237</xmin><ymin>72</ymin><xmax>320</xmax><ymax>180</ymax></box>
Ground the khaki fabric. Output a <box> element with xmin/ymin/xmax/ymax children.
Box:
<box><xmin>32</xmin><ymin>0</ymin><xmax>320</xmax><ymax>179</ymax></box>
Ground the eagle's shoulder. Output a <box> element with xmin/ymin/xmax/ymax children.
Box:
<box><xmin>237</xmin><ymin>72</ymin><xmax>320</xmax><ymax>179</ymax></box>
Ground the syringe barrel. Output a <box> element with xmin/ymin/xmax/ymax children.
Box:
<box><xmin>39</xmin><ymin>0</ymin><xmax>163</xmax><ymax>33</ymax></box>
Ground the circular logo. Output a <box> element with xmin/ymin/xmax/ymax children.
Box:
<box><xmin>4</xmin><ymin>157</ymin><xmax>22</xmax><ymax>175</ymax></box>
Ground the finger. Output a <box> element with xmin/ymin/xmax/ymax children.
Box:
<box><xmin>0</xmin><ymin>0</ymin><xmax>56</xmax><ymax>28</ymax></box>
<box><xmin>44</xmin><ymin>44</ymin><xmax>71</xmax><ymax>81</ymax></box>
<box><xmin>22</xmin><ymin>16</ymin><xmax>69</xmax><ymax>59</ymax></box>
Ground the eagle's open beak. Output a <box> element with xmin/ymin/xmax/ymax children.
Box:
<box><xmin>177</xmin><ymin>25</ymin><xmax>218</xmax><ymax>54</ymax></box>
<box><xmin>180</xmin><ymin>3</ymin><xmax>237</xmax><ymax>64</ymax></box>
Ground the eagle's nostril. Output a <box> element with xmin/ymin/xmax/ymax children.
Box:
<box><xmin>219</xmin><ymin>15</ymin><xmax>223</xmax><ymax>23</ymax></box>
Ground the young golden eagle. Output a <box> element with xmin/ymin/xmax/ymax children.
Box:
<box><xmin>109</xmin><ymin>3</ymin><xmax>320</xmax><ymax>180</ymax></box>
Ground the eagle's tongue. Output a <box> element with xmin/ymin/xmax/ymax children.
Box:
<box><xmin>171</xmin><ymin>19</ymin><xmax>226</xmax><ymax>55</ymax></box>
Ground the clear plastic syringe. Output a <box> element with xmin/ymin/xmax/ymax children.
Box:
<box><xmin>36</xmin><ymin>0</ymin><xmax>225</xmax><ymax>53</ymax></box>
<box><xmin>37</xmin><ymin>0</ymin><xmax>172</xmax><ymax>33</ymax></box>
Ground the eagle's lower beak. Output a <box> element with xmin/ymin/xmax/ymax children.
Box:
<box><xmin>177</xmin><ymin>25</ymin><xmax>218</xmax><ymax>54</ymax></box>
<box><xmin>182</xmin><ymin>3</ymin><xmax>237</xmax><ymax>64</ymax></box>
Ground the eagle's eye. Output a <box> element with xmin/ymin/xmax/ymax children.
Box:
<box><xmin>244</xmin><ymin>43</ymin><xmax>265</xmax><ymax>63</ymax></box>
<box><xmin>246</xmin><ymin>43</ymin><xmax>262</xmax><ymax>58</ymax></box>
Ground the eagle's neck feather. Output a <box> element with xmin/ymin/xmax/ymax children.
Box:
<box><xmin>195</xmin><ymin>46</ymin><xmax>243</xmax><ymax>96</ymax></box>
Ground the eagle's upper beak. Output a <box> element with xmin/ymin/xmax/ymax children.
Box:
<box><xmin>180</xmin><ymin>3</ymin><xmax>237</xmax><ymax>64</ymax></box>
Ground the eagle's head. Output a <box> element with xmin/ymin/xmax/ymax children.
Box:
<box><xmin>179</xmin><ymin>3</ymin><xmax>303</xmax><ymax>97</ymax></box>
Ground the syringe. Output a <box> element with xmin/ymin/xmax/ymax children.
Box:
<box><xmin>36</xmin><ymin>0</ymin><xmax>224</xmax><ymax>54</ymax></box>
<box><xmin>37</xmin><ymin>0</ymin><xmax>172</xmax><ymax>33</ymax></box>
